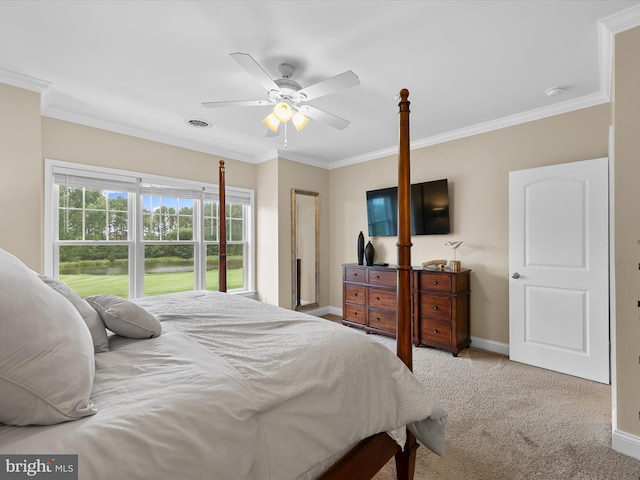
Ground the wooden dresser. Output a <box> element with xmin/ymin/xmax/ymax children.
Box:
<box><xmin>412</xmin><ymin>268</ymin><xmax>471</xmax><ymax>356</ymax></box>
<box><xmin>342</xmin><ymin>264</ymin><xmax>471</xmax><ymax>355</ymax></box>
<box><xmin>342</xmin><ymin>264</ymin><xmax>398</xmax><ymax>337</ymax></box>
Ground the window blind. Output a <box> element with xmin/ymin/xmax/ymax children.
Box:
<box><xmin>53</xmin><ymin>167</ymin><xmax>138</xmax><ymax>192</ymax></box>
<box><xmin>203</xmin><ymin>187</ymin><xmax>250</xmax><ymax>205</ymax></box>
<box><xmin>140</xmin><ymin>184</ymin><xmax>205</xmax><ymax>199</ymax></box>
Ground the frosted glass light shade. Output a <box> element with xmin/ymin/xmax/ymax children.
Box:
<box><xmin>292</xmin><ymin>112</ymin><xmax>309</xmax><ymax>132</ymax></box>
<box><xmin>262</xmin><ymin>113</ymin><xmax>280</xmax><ymax>132</ymax></box>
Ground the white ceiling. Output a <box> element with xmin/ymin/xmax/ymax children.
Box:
<box><xmin>1</xmin><ymin>0</ymin><xmax>639</xmax><ymax>169</ymax></box>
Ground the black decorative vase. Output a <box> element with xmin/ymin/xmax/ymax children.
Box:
<box><xmin>364</xmin><ymin>241</ymin><xmax>374</xmax><ymax>266</ymax></box>
<box><xmin>357</xmin><ymin>231</ymin><xmax>365</xmax><ymax>265</ymax></box>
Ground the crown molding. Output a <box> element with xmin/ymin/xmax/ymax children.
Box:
<box><xmin>0</xmin><ymin>67</ymin><xmax>51</xmax><ymax>93</ymax></box>
<box><xmin>597</xmin><ymin>4</ymin><xmax>640</xmax><ymax>105</ymax></box>
<box><xmin>42</xmin><ymin>106</ymin><xmax>256</xmax><ymax>164</ymax></box>
<box><xmin>329</xmin><ymin>91</ymin><xmax>609</xmax><ymax>170</ymax></box>
<box><xmin>254</xmin><ymin>150</ymin><xmax>279</xmax><ymax>164</ymax></box>
<box><xmin>599</xmin><ymin>3</ymin><xmax>640</xmax><ymax>34</ymax></box>
<box><xmin>274</xmin><ymin>149</ymin><xmax>334</xmax><ymax>169</ymax></box>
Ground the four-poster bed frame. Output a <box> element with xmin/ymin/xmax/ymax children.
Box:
<box><xmin>217</xmin><ymin>89</ymin><xmax>418</xmax><ymax>480</ymax></box>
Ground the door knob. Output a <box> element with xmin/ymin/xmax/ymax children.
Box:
<box><xmin>511</xmin><ymin>272</ymin><xmax>520</xmax><ymax>279</ymax></box>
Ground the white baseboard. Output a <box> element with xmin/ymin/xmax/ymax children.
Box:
<box><xmin>302</xmin><ymin>305</ymin><xmax>334</xmax><ymax>317</ymax></box>
<box><xmin>470</xmin><ymin>336</ymin><xmax>510</xmax><ymax>356</ymax></box>
<box><xmin>612</xmin><ymin>429</ymin><xmax>640</xmax><ymax>460</ymax></box>
<box><xmin>326</xmin><ymin>306</ymin><xmax>510</xmax><ymax>356</ymax></box>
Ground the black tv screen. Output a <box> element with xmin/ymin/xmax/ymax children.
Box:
<box><xmin>366</xmin><ymin>179</ymin><xmax>451</xmax><ymax>237</ymax></box>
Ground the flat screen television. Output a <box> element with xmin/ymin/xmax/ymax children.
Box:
<box><xmin>366</xmin><ymin>179</ymin><xmax>451</xmax><ymax>237</ymax></box>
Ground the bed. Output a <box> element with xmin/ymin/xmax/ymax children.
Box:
<box><xmin>0</xmin><ymin>89</ymin><xmax>445</xmax><ymax>480</ymax></box>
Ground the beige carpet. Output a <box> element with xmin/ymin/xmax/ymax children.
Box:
<box><xmin>362</xmin><ymin>334</ymin><xmax>640</xmax><ymax>480</ymax></box>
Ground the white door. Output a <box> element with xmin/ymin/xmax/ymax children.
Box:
<box><xmin>509</xmin><ymin>158</ymin><xmax>609</xmax><ymax>384</ymax></box>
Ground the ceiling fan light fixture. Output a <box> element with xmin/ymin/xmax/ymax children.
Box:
<box><xmin>292</xmin><ymin>112</ymin><xmax>309</xmax><ymax>132</ymax></box>
<box><xmin>273</xmin><ymin>101</ymin><xmax>293</xmax><ymax>122</ymax></box>
<box><xmin>263</xmin><ymin>113</ymin><xmax>280</xmax><ymax>132</ymax></box>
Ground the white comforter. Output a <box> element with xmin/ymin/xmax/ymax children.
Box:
<box><xmin>0</xmin><ymin>291</ymin><xmax>446</xmax><ymax>480</ymax></box>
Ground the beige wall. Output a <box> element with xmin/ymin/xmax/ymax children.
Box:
<box><xmin>255</xmin><ymin>157</ymin><xmax>329</xmax><ymax>309</ymax></box>
<box><xmin>277</xmin><ymin>158</ymin><xmax>330</xmax><ymax>309</ymax></box>
<box><xmin>613</xmin><ymin>25</ymin><xmax>640</xmax><ymax>437</ymax></box>
<box><xmin>255</xmin><ymin>158</ymin><xmax>279</xmax><ymax>304</ymax></box>
<box><xmin>329</xmin><ymin>104</ymin><xmax>610</xmax><ymax>344</ymax></box>
<box><xmin>0</xmin><ymin>84</ymin><xmax>42</xmax><ymax>270</ymax></box>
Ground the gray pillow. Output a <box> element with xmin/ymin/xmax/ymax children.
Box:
<box><xmin>86</xmin><ymin>295</ymin><xmax>162</xmax><ymax>339</ymax></box>
<box><xmin>39</xmin><ymin>275</ymin><xmax>110</xmax><ymax>353</ymax></box>
<box><xmin>0</xmin><ymin>248</ymin><xmax>97</xmax><ymax>426</ymax></box>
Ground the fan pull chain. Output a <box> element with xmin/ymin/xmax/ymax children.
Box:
<box><xmin>284</xmin><ymin>121</ymin><xmax>288</xmax><ymax>149</ymax></box>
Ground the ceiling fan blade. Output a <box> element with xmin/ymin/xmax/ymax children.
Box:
<box><xmin>230</xmin><ymin>52</ymin><xmax>280</xmax><ymax>93</ymax></box>
<box><xmin>299</xmin><ymin>105</ymin><xmax>351</xmax><ymax>130</ymax></box>
<box><xmin>201</xmin><ymin>99</ymin><xmax>270</xmax><ymax>108</ymax></box>
<box><xmin>298</xmin><ymin>71</ymin><xmax>360</xmax><ymax>101</ymax></box>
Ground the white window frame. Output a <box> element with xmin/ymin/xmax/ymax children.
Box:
<box><xmin>44</xmin><ymin>159</ymin><xmax>255</xmax><ymax>298</ymax></box>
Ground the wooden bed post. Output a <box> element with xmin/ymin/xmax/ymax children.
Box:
<box><xmin>395</xmin><ymin>88</ymin><xmax>418</xmax><ymax>480</ymax></box>
<box><xmin>218</xmin><ymin>160</ymin><xmax>227</xmax><ymax>292</ymax></box>
<box><xmin>396</xmin><ymin>89</ymin><xmax>412</xmax><ymax>371</ymax></box>
<box><xmin>305</xmin><ymin>90</ymin><xmax>420</xmax><ymax>480</ymax></box>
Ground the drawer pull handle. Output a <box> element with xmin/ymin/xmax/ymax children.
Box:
<box><xmin>433</xmin><ymin>328</ymin><xmax>438</xmax><ymax>334</ymax></box>
<box><xmin>353</xmin><ymin>312</ymin><xmax>358</xmax><ymax>316</ymax></box>
<box><xmin>375</xmin><ymin>275</ymin><xmax>380</xmax><ymax>279</ymax></box>
<box><xmin>432</xmin><ymin>305</ymin><xmax>438</xmax><ymax>310</ymax></box>
<box><xmin>375</xmin><ymin>297</ymin><xmax>380</xmax><ymax>301</ymax></box>
<box><xmin>353</xmin><ymin>273</ymin><xmax>358</xmax><ymax>277</ymax></box>
<box><xmin>374</xmin><ymin>317</ymin><xmax>380</xmax><ymax>322</ymax></box>
<box><xmin>353</xmin><ymin>292</ymin><xmax>358</xmax><ymax>297</ymax></box>
<box><xmin>432</xmin><ymin>281</ymin><xmax>438</xmax><ymax>285</ymax></box>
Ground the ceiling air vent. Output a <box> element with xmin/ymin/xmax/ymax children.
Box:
<box><xmin>186</xmin><ymin>118</ymin><xmax>212</xmax><ymax>129</ymax></box>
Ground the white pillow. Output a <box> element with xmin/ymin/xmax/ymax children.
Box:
<box><xmin>0</xmin><ymin>248</ymin><xmax>97</xmax><ymax>426</ymax></box>
<box><xmin>39</xmin><ymin>275</ymin><xmax>110</xmax><ymax>353</ymax></box>
<box><xmin>86</xmin><ymin>295</ymin><xmax>162</xmax><ymax>339</ymax></box>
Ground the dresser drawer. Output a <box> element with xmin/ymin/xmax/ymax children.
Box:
<box><xmin>420</xmin><ymin>318</ymin><xmax>452</xmax><ymax>345</ymax></box>
<box><xmin>344</xmin><ymin>304</ymin><xmax>366</xmax><ymax>324</ymax></box>
<box><xmin>344</xmin><ymin>266</ymin><xmax>366</xmax><ymax>283</ymax></box>
<box><xmin>420</xmin><ymin>273</ymin><xmax>452</xmax><ymax>293</ymax></box>
<box><xmin>419</xmin><ymin>294</ymin><xmax>451</xmax><ymax>320</ymax></box>
<box><xmin>367</xmin><ymin>269</ymin><xmax>396</xmax><ymax>288</ymax></box>
<box><xmin>368</xmin><ymin>288</ymin><xmax>396</xmax><ymax>311</ymax></box>
<box><xmin>368</xmin><ymin>308</ymin><xmax>396</xmax><ymax>333</ymax></box>
<box><xmin>344</xmin><ymin>284</ymin><xmax>365</xmax><ymax>305</ymax></box>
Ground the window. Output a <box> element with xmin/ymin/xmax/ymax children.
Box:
<box><xmin>45</xmin><ymin>160</ymin><xmax>254</xmax><ymax>299</ymax></box>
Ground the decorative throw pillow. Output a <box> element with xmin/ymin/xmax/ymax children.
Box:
<box><xmin>86</xmin><ymin>295</ymin><xmax>162</xmax><ymax>339</ymax></box>
<box><xmin>39</xmin><ymin>275</ymin><xmax>110</xmax><ymax>353</ymax></box>
<box><xmin>0</xmin><ymin>248</ymin><xmax>97</xmax><ymax>426</ymax></box>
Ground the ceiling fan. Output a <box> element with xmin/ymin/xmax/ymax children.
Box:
<box><xmin>202</xmin><ymin>52</ymin><xmax>360</xmax><ymax>135</ymax></box>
